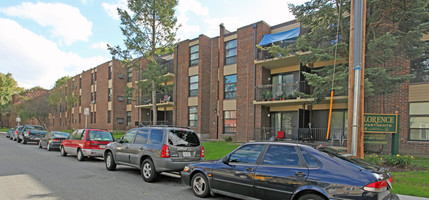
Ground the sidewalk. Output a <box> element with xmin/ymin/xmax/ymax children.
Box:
<box><xmin>398</xmin><ymin>194</ymin><xmax>429</xmax><ymax>200</ymax></box>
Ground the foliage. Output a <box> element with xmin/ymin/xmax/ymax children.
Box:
<box><xmin>365</xmin><ymin>154</ymin><xmax>383</xmax><ymax>165</ymax></box>
<box><xmin>111</xmin><ymin>130</ymin><xmax>126</xmax><ymax>140</ymax></box>
<box><xmin>264</xmin><ymin>0</ymin><xmax>428</xmax><ymax>103</ymax></box>
<box><xmin>0</xmin><ymin>73</ymin><xmax>23</xmax><ymax>106</ymax></box>
<box><xmin>48</xmin><ymin>76</ymin><xmax>78</xmax><ymax>129</ymax></box>
<box><xmin>365</xmin><ymin>153</ymin><xmax>415</xmax><ymax>167</ymax></box>
<box><xmin>223</xmin><ymin>136</ymin><xmax>233</xmax><ymax>142</ymax></box>
<box><xmin>109</xmin><ymin>0</ymin><xmax>179</xmax><ymax>125</ymax></box>
<box><xmin>17</xmin><ymin>92</ymin><xmax>54</xmax><ymax>129</ymax></box>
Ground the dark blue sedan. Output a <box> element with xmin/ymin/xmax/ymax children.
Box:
<box><xmin>181</xmin><ymin>142</ymin><xmax>399</xmax><ymax>200</ymax></box>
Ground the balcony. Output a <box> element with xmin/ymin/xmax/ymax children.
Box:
<box><xmin>255</xmin><ymin>49</ymin><xmax>302</xmax><ymax>70</ymax></box>
<box><xmin>136</xmin><ymin>92</ymin><xmax>174</xmax><ymax>108</ymax></box>
<box><xmin>254</xmin><ymin>81</ymin><xmax>309</xmax><ymax>102</ymax></box>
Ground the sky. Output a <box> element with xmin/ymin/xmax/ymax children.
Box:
<box><xmin>0</xmin><ymin>0</ymin><xmax>303</xmax><ymax>90</ymax></box>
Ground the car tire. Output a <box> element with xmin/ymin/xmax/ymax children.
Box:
<box><xmin>22</xmin><ymin>138</ymin><xmax>27</xmax><ymax>144</ymax></box>
<box><xmin>17</xmin><ymin>138</ymin><xmax>21</xmax><ymax>143</ymax></box>
<box><xmin>105</xmin><ymin>151</ymin><xmax>117</xmax><ymax>171</ymax></box>
<box><xmin>60</xmin><ymin>146</ymin><xmax>67</xmax><ymax>156</ymax></box>
<box><xmin>141</xmin><ymin>159</ymin><xmax>158</xmax><ymax>182</ymax></box>
<box><xmin>297</xmin><ymin>193</ymin><xmax>325</xmax><ymax>200</ymax></box>
<box><xmin>38</xmin><ymin>141</ymin><xmax>43</xmax><ymax>149</ymax></box>
<box><xmin>77</xmin><ymin>149</ymin><xmax>85</xmax><ymax>161</ymax></box>
<box><xmin>191</xmin><ymin>172</ymin><xmax>210</xmax><ymax>198</ymax></box>
<box><xmin>47</xmin><ymin>142</ymin><xmax>51</xmax><ymax>151</ymax></box>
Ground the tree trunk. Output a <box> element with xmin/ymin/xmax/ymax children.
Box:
<box><xmin>152</xmin><ymin>80</ymin><xmax>157</xmax><ymax>125</ymax></box>
<box><xmin>36</xmin><ymin>117</ymin><xmax>48</xmax><ymax>130</ymax></box>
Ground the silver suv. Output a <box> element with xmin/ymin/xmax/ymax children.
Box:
<box><xmin>103</xmin><ymin>127</ymin><xmax>204</xmax><ymax>182</ymax></box>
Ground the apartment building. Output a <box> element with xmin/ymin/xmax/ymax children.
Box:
<box><xmin>9</xmin><ymin>19</ymin><xmax>426</xmax><ymax>155</ymax></box>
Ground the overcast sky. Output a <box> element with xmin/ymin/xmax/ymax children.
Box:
<box><xmin>0</xmin><ymin>0</ymin><xmax>302</xmax><ymax>89</ymax></box>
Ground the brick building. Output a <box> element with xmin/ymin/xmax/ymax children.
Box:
<box><xmin>9</xmin><ymin>19</ymin><xmax>427</xmax><ymax>155</ymax></box>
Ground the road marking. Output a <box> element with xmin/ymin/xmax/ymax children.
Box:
<box><xmin>0</xmin><ymin>174</ymin><xmax>60</xmax><ymax>200</ymax></box>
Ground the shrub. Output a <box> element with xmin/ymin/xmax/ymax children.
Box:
<box><xmin>366</xmin><ymin>154</ymin><xmax>383</xmax><ymax>165</ymax></box>
<box><xmin>382</xmin><ymin>154</ymin><xmax>414</xmax><ymax>167</ymax></box>
<box><xmin>223</xmin><ymin>136</ymin><xmax>233</xmax><ymax>142</ymax></box>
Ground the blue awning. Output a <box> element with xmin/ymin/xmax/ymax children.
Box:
<box><xmin>258</xmin><ymin>27</ymin><xmax>300</xmax><ymax>46</ymax></box>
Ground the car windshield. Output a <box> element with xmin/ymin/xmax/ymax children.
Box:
<box><xmin>168</xmin><ymin>130</ymin><xmax>200</xmax><ymax>147</ymax></box>
<box><xmin>27</xmin><ymin>126</ymin><xmax>44</xmax><ymax>130</ymax></box>
<box><xmin>317</xmin><ymin>146</ymin><xmax>383</xmax><ymax>172</ymax></box>
<box><xmin>52</xmin><ymin>132</ymin><xmax>70</xmax><ymax>137</ymax></box>
<box><xmin>88</xmin><ymin>131</ymin><xmax>113</xmax><ymax>141</ymax></box>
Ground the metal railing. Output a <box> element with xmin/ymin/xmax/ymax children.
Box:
<box><xmin>255</xmin><ymin>81</ymin><xmax>309</xmax><ymax>101</ymax></box>
<box><xmin>137</xmin><ymin>92</ymin><xmax>173</xmax><ymax>106</ymax></box>
<box><xmin>254</xmin><ymin>127</ymin><xmax>347</xmax><ymax>146</ymax></box>
<box><xmin>139</xmin><ymin>120</ymin><xmax>172</xmax><ymax>126</ymax></box>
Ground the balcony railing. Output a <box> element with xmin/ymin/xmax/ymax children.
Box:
<box><xmin>137</xmin><ymin>92</ymin><xmax>173</xmax><ymax>106</ymax></box>
<box><xmin>255</xmin><ymin>81</ymin><xmax>309</xmax><ymax>101</ymax></box>
<box><xmin>253</xmin><ymin>127</ymin><xmax>347</xmax><ymax>146</ymax></box>
<box><xmin>162</xmin><ymin>62</ymin><xmax>174</xmax><ymax>74</ymax></box>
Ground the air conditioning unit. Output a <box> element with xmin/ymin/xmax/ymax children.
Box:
<box><xmin>118</xmin><ymin>74</ymin><xmax>124</xmax><ymax>79</ymax></box>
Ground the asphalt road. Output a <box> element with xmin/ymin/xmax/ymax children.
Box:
<box><xmin>0</xmin><ymin>135</ymin><xmax>234</xmax><ymax>200</ymax></box>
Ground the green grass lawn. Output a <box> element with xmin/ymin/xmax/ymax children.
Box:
<box><xmin>0</xmin><ymin>128</ymin><xmax>11</xmax><ymax>132</ymax></box>
<box><xmin>202</xmin><ymin>141</ymin><xmax>240</xmax><ymax>161</ymax></box>
<box><xmin>390</xmin><ymin>156</ymin><xmax>429</xmax><ymax>197</ymax></box>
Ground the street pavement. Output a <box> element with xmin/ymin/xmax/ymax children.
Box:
<box><xmin>0</xmin><ymin>132</ymin><xmax>234</xmax><ymax>200</ymax></box>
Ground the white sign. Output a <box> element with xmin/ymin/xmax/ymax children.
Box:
<box><xmin>84</xmin><ymin>108</ymin><xmax>90</xmax><ymax>116</ymax></box>
<box><xmin>16</xmin><ymin>116</ymin><xmax>21</xmax><ymax>122</ymax></box>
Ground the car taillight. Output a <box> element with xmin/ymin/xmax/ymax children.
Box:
<box><xmin>389</xmin><ymin>177</ymin><xmax>393</xmax><ymax>183</ymax></box>
<box><xmin>364</xmin><ymin>180</ymin><xmax>388</xmax><ymax>192</ymax></box>
<box><xmin>201</xmin><ymin>146</ymin><xmax>205</xmax><ymax>158</ymax></box>
<box><xmin>161</xmin><ymin>145</ymin><xmax>170</xmax><ymax>158</ymax></box>
<box><xmin>85</xmin><ymin>141</ymin><xmax>92</xmax><ymax>147</ymax></box>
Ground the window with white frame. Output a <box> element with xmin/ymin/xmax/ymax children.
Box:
<box><xmin>409</xmin><ymin>102</ymin><xmax>429</xmax><ymax>141</ymax></box>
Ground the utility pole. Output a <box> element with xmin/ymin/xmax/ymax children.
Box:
<box><xmin>348</xmin><ymin>0</ymin><xmax>366</xmax><ymax>158</ymax></box>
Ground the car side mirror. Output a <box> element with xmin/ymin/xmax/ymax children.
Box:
<box><xmin>116</xmin><ymin>138</ymin><xmax>121</xmax><ymax>142</ymax></box>
<box><xmin>221</xmin><ymin>156</ymin><xmax>229</xmax><ymax>164</ymax></box>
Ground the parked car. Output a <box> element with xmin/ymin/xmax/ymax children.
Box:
<box><xmin>18</xmin><ymin>125</ymin><xmax>48</xmax><ymax>144</ymax></box>
<box><xmin>181</xmin><ymin>142</ymin><xmax>399</xmax><ymax>200</ymax></box>
<box><xmin>12</xmin><ymin>126</ymin><xmax>23</xmax><ymax>141</ymax></box>
<box><xmin>6</xmin><ymin>128</ymin><xmax>14</xmax><ymax>138</ymax></box>
<box><xmin>39</xmin><ymin>131</ymin><xmax>70</xmax><ymax>151</ymax></box>
<box><xmin>60</xmin><ymin>129</ymin><xmax>114</xmax><ymax>161</ymax></box>
<box><xmin>104</xmin><ymin>127</ymin><xmax>204</xmax><ymax>182</ymax></box>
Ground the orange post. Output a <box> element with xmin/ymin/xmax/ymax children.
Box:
<box><xmin>326</xmin><ymin>90</ymin><xmax>334</xmax><ymax>140</ymax></box>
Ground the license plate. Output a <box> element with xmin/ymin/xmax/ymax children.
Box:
<box><xmin>99</xmin><ymin>145</ymin><xmax>106</xmax><ymax>148</ymax></box>
<box><xmin>182</xmin><ymin>152</ymin><xmax>191</xmax><ymax>157</ymax></box>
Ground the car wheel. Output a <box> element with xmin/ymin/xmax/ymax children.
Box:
<box><xmin>60</xmin><ymin>146</ymin><xmax>67</xmax><ymax>156</ymax></box>
<box><xmin>191</xmin><ymin>172</ymin><xmax>210</xmax><ymax>198</ymax></box>
<box><xmin>47</xmin><ymin>142</ymin><xmax>51</xmax><ymax>151</ymax></box>
<box><xmin>105</xmin><ymin>151</ymin><xmax>117</xmax><ymax>171</ymax></box>
<box><xmin>77</xmin><ymin>149</ymin><xmax>85</xmax><ymax>161</ymax></box>
<box><xmin>141</xmin><ymin>159</ymin><xmax>158</xmax><ymax>182</ymax></box>
<box><xmin>297</xmin><ymin>193</ymin><xmax>325</xmax><ymax>200</ymax></box>
<box><xmin>22</xmin><ymin>138</ymin><xmax>27</xmax><ymax>144</ymax></box>
<box><xmin>17</xmin><ymin>138</ymin><xmax>21</xmax><ymax>143</ymax></box>
<box><xmin>38</xmin><ymin>141</ymin><xmax>43</xmax><ymax>149</ymax></box>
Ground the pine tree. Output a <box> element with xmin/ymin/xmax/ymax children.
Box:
<box><xmin>109</xmin><ymin>0</ymin><xmax>179</xmax><ymax>125</ymax></box>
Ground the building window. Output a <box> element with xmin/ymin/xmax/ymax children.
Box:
<box><xmin>93</xmin><ymin>112</ymin><xmax>96</xmax><ymax>123</ymax></box>
<box><xmin>109</xmin><ymin>65</ymin><xmax>112</xmax><ymax>80</ymax></box>
<box><xmin>79</xmin><ymin>96</ymin><xmax>81</xmax><ymax>106</ymax></box>
<box><xmin>91</xmin><ymin>72</ymin><xmax>94</xmax><ymax>85</ymax></box>
<box><xmin>94</xmin><ymin>92</ymin><xmax>96</xmax><ymax>102</ymax></box>
<box><xmin>225</xmin><ymin>39</ymin><xmax>237</xmax><ymax>65</ymax></box>
<box><xmin>118</xmin><ymin>96</ymin><xmax>124</xmax><ymax>102</ymax></box>
<box><xmin>108</xmin><ymin>88</ymin><xmax>112</xmax><ymax>101</ymax></box>
<box><xmin>91</xmin><ymin>92</ymin><xmax>93</xmax><ymax>101</ymax></box>
<box><xmin>411</xmin><ymin>42</ymin><xmax>429</xmax><ymax>83</ymax></box>
<box><xmin>127</xmin><ymin>111</ymin><xmax>131</xmax><ymax>126</ymax></box>
<box><xmin>94</xmin><ymin>72</ymin><xmax>97</xmax><ymax>84</ymax></box>
<box><xmin>189</xmin><ymin>75</ymin><xmax>198</xmax><ymax>97</ymax></box>
<box><xmin>117</xmin><ymin>118</ymin><xmax>124</xmax><ymax>124</ymax></box>
<box><xmin>90</xmin><ymin>112</ymin><xmax>93</xmax><ymax>123</ymax></box>
<box><xmin>79</xmin><ymin>77</ymin><xmax>82</xmax><ymax>88</ymax></box>
<box><xmin>127</xmin><ymin>97</ymin><xmax>131</xmax><ymax>104</ymax></box>
<box><xmin>107</xmin><ymin>110</ymin><xmax>111</xmax><ymax>124</ymax></box>
<box><xmin>224</xmin><ymin>74</ymin><xmax>237</xmax><ymax>99</ymax></box>
<box><xmin>190</xmin><ymin>44</ymin><xmax>199</xmax><ymax>66</ymax></box>
<box><xmin>189</xmin><ymin>106</ymin><xmax>198</xmax><ymax>127</ymax></box>
<box><xmin>224</xmin><ymin>110</ymin><xmax>236</xmax><ymax>134</ymax></box>
<box><xmin>127</xmin><ymin>67</ymin><xmax>132</xmax><ymax>82</ymax></box>
<box><xmin>409</xmin><ymin>102</ymin><xmax>429</xmax><ymax>141</ymax></box>
<box><xmin>79</xmin><ymin>113</ymin><xmax>81</xmax><ymax>124</ymax></box>
<box><xmin>72</xmin><ymin>114</ymin><xmax>74</xmax><ymax>124</ymax></box>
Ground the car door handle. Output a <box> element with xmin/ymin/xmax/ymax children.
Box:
<box><xmin>246</xmin><ymin>168</ymin><xmax>255</xmax><ymax>172</ymax></box>
<box><xmin>139</xmin><ymin>147</ymin><xmax>144</xmax><ymax>150</ymax></box>
<box><xmin>295</xmin><ymin>172</ymin><xmax>306</xmax><ymax>177</ymax></box>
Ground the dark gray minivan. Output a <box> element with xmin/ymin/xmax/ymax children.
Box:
<box><xmin>103</xmin><ymin>127</ymin><xmax>204</xmax><ymax>182</ymax></box>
